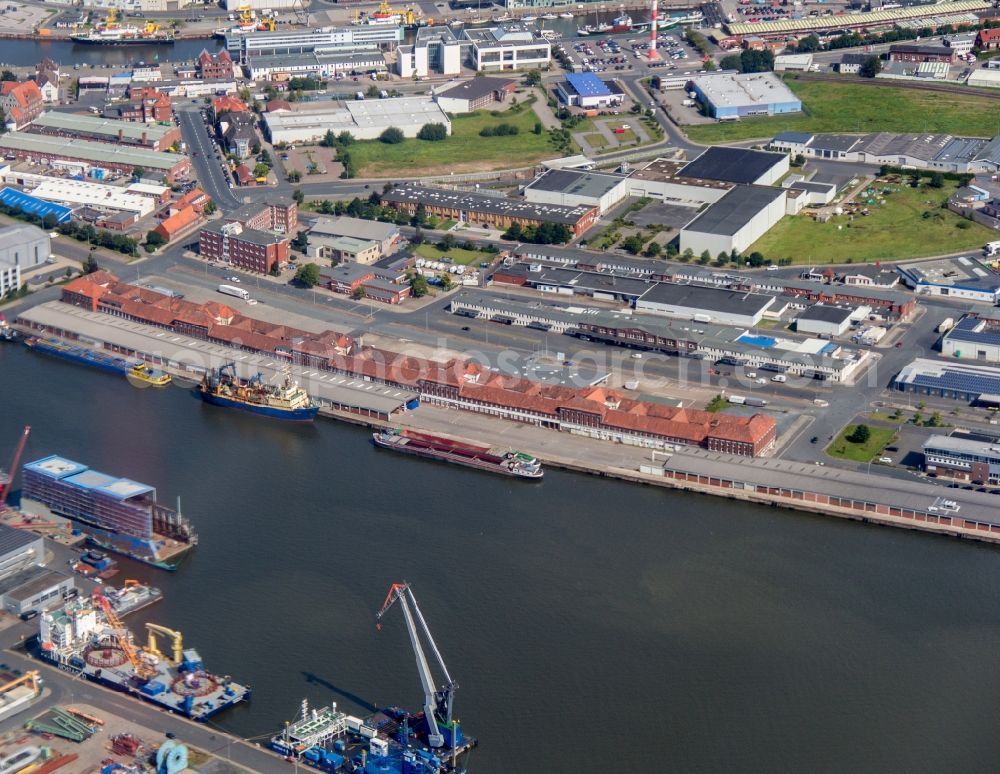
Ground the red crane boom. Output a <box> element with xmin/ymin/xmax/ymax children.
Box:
<box><xmin>0</xmin><ymin>425</ymin><xmax>30</xmax><ymax>509</ymax></box>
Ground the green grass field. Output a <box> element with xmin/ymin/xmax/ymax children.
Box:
<box><xmin>414</xmin><ymin>243</ymin><xmax>488</xmax><ymax>266</ymax></box>
<box><xmin>349</xmin><ymin>109</ymin><xmax>558</xmax><ymax>176</ymax></box>
<box><xmin>750</xmin><ymin>179</ymin><xmax>992</xmax><ymax>264</ymax></box>
<box><xmin>685</xmin><ymin>77</ymin><xmax>1000</xmax><ymax>143</ymax></box>
<box><xmin>826</xmin><ymin>424</ymin><xmax>897</xmax><ymax>463</ymax></box>
<box><xmin>583</xmin><ymin>132</ymin><xmax>609</xmax><ymax>149</ymax></box>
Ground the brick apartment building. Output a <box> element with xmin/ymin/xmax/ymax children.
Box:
<box><xmin>0</xmin><ymin>80</ymin><xmax>44</xmax><ymax>130</ymax></box>
<box><xmin>200</xmin><ymin>221</ymin><xmax>288</xmax><ymax>274</ymax></box>
<box><xmin>198</xmin><ymin>49</ymin><xmax>235</xmax><ymax>80</ymax></box>
<box><xmin>115</xmin><ymin>85</ymin><xmax>172</xmax><ymax>123</ymax></box>
<box><xmin>224</xmin><ymin>196</ymin><xmax>298</xmax><ymax>234</ymax></box>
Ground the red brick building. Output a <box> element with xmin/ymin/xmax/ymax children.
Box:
<box><xmin>117</xmin><ymin>85</ymin><xmax>172</xmax><ymax>123</ymax></box>
<box><xmin>153</xmin><ymin>205</ymin><xmax>200</xmax><ymax>243</ymax></box>
<box><xmin>977</xmin><ymin>28</ymin><xmax>1000</xmax><ymax>50</ymax></box>
<box><xmin>887</xmin><ymin>43</ymin><xmax>954</xmax><ymax>63</ymax></box>
<box><xmin>223</xmin><ymin>196</ymin><xmax>298</xmax><ymax>234</ymax></box>
<box><xmin>199</xmin><ymin>49</ymin><xmax>234</xmax><ymax>80</ymax></box>
<box><xmin>199</xmin><ymin>221</ymin><xmax>288</xmax><ymax>274</ymax></box>
<box><xmin>0</xmin><ymin>80</ymin><xmax>44</xmax><ymax>129</ymax></box>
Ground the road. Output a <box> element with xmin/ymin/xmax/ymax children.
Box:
<box><xmin>177</xmin><ymin>106</ymin><xmax>242</xmax><ymax>211</ymax></box>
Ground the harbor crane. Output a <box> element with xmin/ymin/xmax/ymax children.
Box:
<box><xmin>145</xmin><ymin>623</ymin><xmax>183</xmax><ymax>667</ymax></box>
<box><xmin>0</xmin><ymin>426</ymin><xmax>30</xmax><ymax>510</ymax></box>
<box><xmin>93</xmin><ymin>591</ymin><xmax>156</xmax><ymax>681</ymax></box>
<box><xmin>376</xmin><ymin>583</ymin><xmax>456</xmax><ymax>749</ymax></box>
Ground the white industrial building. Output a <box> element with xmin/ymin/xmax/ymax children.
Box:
<box><xmin>773</xmin><ymin>53</ymin><xmax>814</xmax><ymax>72</ymax></box>
<box><xmin>27</xmin><ymin>179</ymin><xmax>154</xmax><ymax>217</ymax></box>
<box><xmin>523</xmin><ymin>169</ymin><xmax>630</xmax><ymax>215</ymax></box>
<box><xmin>795</xmin><ymin>303</ymin><xmax>867</xmax><ymax>337</ymax></box>
<box><xmin>397</xmin><ymin>27</ymin><xmax>464</xmax><ymax>79</ymax></box>
<box><xmin>230</xmin><ymin>26</ymin><xmax>403</xmax><ymax>62</ymax></box>
<box><xmin>0</xmin><ymin>224</ymin><xmax>50</xmax><ymax>296</ymax></box>
<box><xmin>679</xmin><ymin>185</ymin><xmax>787</xmax><ymax>256</ymax></box>
<box><xmin>624</xmin><ymin>158</ymin><xmax>733</xmax><ymax>205</ymax></box>
<box><xmin>224</xmin><ymin>0</ymin><xmax>301</xmax><ymax>10</ymax></box>
<box><xmin>689</xmin><ymin>72</ymin><xmax>802</xmax><ymax>120</ymax></box>
<box><xmin>634</xmin><ymin>283</ymin><xmax>776</xmax><ymax>327</ymax></box>
<box><xmin>967</xmin><ymin>69</ymin><xmax>1000</xmax><ymax>89</ymax></box>
<box><xmin>941</xmin><ymin>314</ymin><xmax>1000</xmax><ymax>361</ymax></box>
<box><xmin>262</xmin><ymin>97</ymin><xmax>451</xmax><ymax>144</ymax></box>
<box><xmin>897</xmin><ymin>256</ymin><xmax>1000</xmax><ymax>304</ymax></box>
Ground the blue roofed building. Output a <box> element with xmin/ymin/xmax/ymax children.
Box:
<box><xmin>893</xmin><ymin>358</ymin><xmax>1000</xmax><ymax>403</ymax></box>
<box><xmin>555</xmin><ymin>73</ymin><xmax>625</xmax><ymax>109</ymax></box>
<box><xmin>941</xmin><ymin>312</ymin><xmax>1000</xmax><ymax>362</ymax></box>
<box><xmin>0</xmin><ymin>187</ymin><xmax>72</xmax><ymax>224</ymax></box>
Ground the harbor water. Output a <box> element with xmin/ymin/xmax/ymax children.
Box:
<box><xmin>3</xmin><ymin>343</ymin><xmax>1000</xmax><ymax>772</ymax></box>
<box><xmin>0</xmin><ymin>37</ymin><xmax>222</xmax><ymax>67</ymax></box>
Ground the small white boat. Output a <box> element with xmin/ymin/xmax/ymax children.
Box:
<box><xmin>541</xmin><ymin>13</ymin><xmax>558</xmax><ymax>19</ymax></box>
<box><xmin>521</xmin><ymin>15</ymin><xmax>538</xmax><ymax>21</ymax></box>
<box><xmin>559</xmin><ymin>11</ymin><xmax>574</xmax><ymax>18</ymax></box>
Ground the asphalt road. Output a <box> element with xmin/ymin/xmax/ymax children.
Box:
<box><xmin>177</xmin><ymin>107</ymin><xmax>242</xmax><ymax>211</ymax></box>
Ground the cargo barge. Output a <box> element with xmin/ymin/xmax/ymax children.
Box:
<box><xmin>25</xmin><ymin>336</ymin><xmax>140</xmax><ymax>376</ymax></box>
<box><xmin>21</xmin><ymin>455</ymin><xmax>197</xmax><ymax>571</ymax></box>
<box><xmin>198</xmin><ymin>362</ymin><xmax>318</xmax><ymax>421</ymax></box>
<box><xmin>38</xmin><ymin>595</ymin><xmax>249</xmax><ymax>721</ymax></box>
<box><xmin>373</xmin><ymin>428</ymin><xmax>543</xmax><ymax>478</ymax></box>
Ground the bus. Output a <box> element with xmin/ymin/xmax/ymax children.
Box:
<box><xmin>218</xmin><ymin>284</ymin><xmax>249</xmax><ymax>300</ymax></box>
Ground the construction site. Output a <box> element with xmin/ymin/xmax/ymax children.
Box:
<box><xmin>271</xmin><ymin>583</ymin><xmax>476</xmax><ymax>774</ymax></box>
<box><xmin>37</xmin><ymin>593</ymin><xmax>250</xmax><ymax>722</ymax></box>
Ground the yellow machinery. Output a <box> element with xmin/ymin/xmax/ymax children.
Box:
<box><xmin>0</xmin><ymin>670</ymin><xmax>40</xmax><ymax>696</ymax></box>
<box><xmin>238</xmin><ymin>3</ymin><xmax>254</xmax><ymax>25</ymax></box>
<box><xmin>103</xmin><ymin>8</ymin><xmax>118</xmax><ymax>27</ymax></box>
<box><xmin>258</xmin><ymin>17</ymin><xmax>276</xmax><ymax>31</ymax></box>
<box><xmin>145</xmin><ymin>623</ymin><xmax>183</xmax><ymax>667</ymax></box>
<box><xmin>143</xmin><ymin>20</ymin><xmax>159</xmax><ymax>34</ymax></box>
<box><xmin>95</xmin><ymin>594</ymin><xmax>156</xmax><ymax>681</ymax></box>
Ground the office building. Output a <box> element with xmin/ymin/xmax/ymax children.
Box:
<box><xmin>200</xmin><ymin>221</ymin><xmax>289</xmax><ymax>275</ymax></box>
<box><xmin>923</xmin><ymin>434</ymin><xmax>1000</xmax><ymax>484</ymax></box>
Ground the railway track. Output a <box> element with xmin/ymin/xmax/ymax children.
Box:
<box><xmin>790</xmin><ymin>72</ymin><xmax>1000</xmax><ymax>102</ymax></box>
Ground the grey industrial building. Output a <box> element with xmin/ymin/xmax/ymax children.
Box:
<box><xmin>678</xmin><ymin>146</ymin><xmax>790</xmax><ymax>186</ymax></box>
<box><xmin>941</xmin><ymin>313</ymin><xmax>1000</xmax><ymax>362</ymax></box>
<box><xmin>794</xmin><ymin>304</ymin><xmax>858</xmax><ymax>337</ymax></box>
<box><xmin>0</xmin><ymin>566</ymin><xmax>74</xmax><ymax>616</ymax></box>
<box><xmin>522</xmin><ymin>169</ymin><xmax>630</xmax><ymax>215</ymax></box>
<box><xmin>893</xmin><ymin>358</ymin><xmax>1000</xmax><ymax>402</ymax></box>
<box><xmin>634</xmin><ymin>283</ymin><xmax>776</xmax><ymax>327</ymax></box>
<box><xmin>770</xmin><ymin>131</ymin><xmax>1000</xmax><ymax>174</ymax></box>
<box><xmin>308</xmin><ymin>216</ymin><xmax>400</xmax><ymax>258</ymax></box>
<box><xmin>679</xmin><ymin>185</ymin><xmax>787</xmax><ymax>256</ymax></box>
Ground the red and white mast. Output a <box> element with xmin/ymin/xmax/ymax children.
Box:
<box><xmin>648</xmin><ymin>0</ymin><xmax>659</xmax><ymax>60</ymax></box>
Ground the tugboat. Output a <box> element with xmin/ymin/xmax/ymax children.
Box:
<box><xmin>127</xmin><ymin>363</ymin><xmax>171</xmax><ymax>387</ymax></box>
<box><xmin>198</xmin><ymin>362</ymin><xmax>318</xmax><ymax>421</ymax></box>
<box><xmin>0</xmin><ymin>313</ymin><xmax>15</xmax><ymax>342</ymax></box>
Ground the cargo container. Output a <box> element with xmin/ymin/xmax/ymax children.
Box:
<box><xmin>937</xmin><ymin>317</ymin><xmax>955</xmax><ymax>334</ymax></box>
<box><xmin>218</xmin><ymin>284</ymin><xmax>249</xmax><ymax>300</ymax></box>
<box><xmin>745</xmin><ymin>397</ymin><xmax>767</xmax><ymax>407</ymax></box>
<box><xmin>728</xmin><ymin>395</ymin><xmax>747</xmax><ymax>404</ymax></box>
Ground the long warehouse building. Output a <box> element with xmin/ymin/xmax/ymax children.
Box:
<box><xmin>0</xmin><ymin>133</ymin><xmax>189</xmax><ymax>182</ymax></box>
<box><xmin>25</xmin><ymin>112</ymin><xmax>181</xmax><ymax>152</ymax></box>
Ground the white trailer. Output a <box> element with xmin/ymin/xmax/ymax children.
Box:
<box><xmin>218</xmin><ymin>284</ymin><xmax>250</xmax><ymax>300</ymax></box>
<box><xmin>984</xmin><ymin>241</ymin><xmax>1000</xmax><ymax>257</ymax></box>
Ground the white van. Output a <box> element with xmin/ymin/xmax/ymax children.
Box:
<box><xmin>771</xmin><ymin>374</ymin><xmax>787</xmax><ymax>383</ymax></box>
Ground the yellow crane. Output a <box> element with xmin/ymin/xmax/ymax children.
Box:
<box><xmin>144</xmin><ymin>623</ymin><xmax>183</xmax><ymax>667</ymax></box>
<box><xmin>0</xmin><ymin>670</ymin><xmax>40</xmax><ymax>695</ymax></box>
<box><xmin>143</xmin><ymin>20</ymin><xmax>159</xmax><ymax>35</ymax></box>
<box><xmin>238</xmin><ymin>3</ymin><xmax>254</xmax><ymax>25</ymax></box>
<box><xmin>104</xmin><ymin>8</ymin><xmax>118</xmax><ymax>27</ymax></box>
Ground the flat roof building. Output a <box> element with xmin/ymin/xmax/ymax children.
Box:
<box><xmin>463</xmin><ymin>24</ymin><xmax>550</xmax><ymax>72</ymax></box>
<box><xmin>794</xmin><ymin>303</ymin><xmax>858</xmax><ymax>337</ymax></box>
<box><xmin>679</xmin><ymin>184</ymin><xmax>787</xmax><ymax>256</ymax></box>
<box><xmin>896</xmin><ymin>256</ymin><xmax>1000</xmax><ymax>304</ymax></box>
<box><xmin>0</xmin><ymin>223</ymin><xmax>50</xmax><ymax>297</ymax></box>
<box><xmin>679</xmin><ymin>146</ymin><xmax>790</xmax><ymax>187</ymax></box>
<box><xmin>923</xmin><ymin>433</ymin><xmax>1000</xmax><ymax>484</ymax></box>
<box><xmin>433</xmin><ymin>77</ymin><xmax>517</xmax><ymax>114</ymax></box>
<box><xmin>309</xmin><ymin>216</ymin><xmax>399</xmax><ymax>257</ymax></box>
<box><xmin>689</xmin><ymin>72</ymin><xmax>802</xmax><ymax>120</ymax></box>
<box><xmin>523</xmin><ymin>168</ymin><xmax>630</xmax><ymax>214</ymax></box>
<box><xmin>893</xmin><ymin>357</ymin><xmax>1000</xmax><ymax>402</ymax></box>
<box><xmin>635</xmin><ymin>283</ymin><xmax>776</xmax><ymax>327</ymax></box>
<box><xmin>555</xmin><ymin>73</ymin><xmax>625</xmax><ymax>108</ymax></box>
<box><xmin>941</xmin><ymin>314</ymin><xmax>1000</xmax><ymax>362</ymax></box>
<box><xmin>262</xmin><ymin>97</ymin><xmax>451</xmax><ymax>144</ymax></box>
<box><xmin>28</xmin><ymin>179</ymin><xmax>154</xmax><ymax>217</ymax></box>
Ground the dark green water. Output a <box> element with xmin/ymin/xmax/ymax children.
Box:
<box><xmin>3</xmin><ymin>343</ymin><xmax>1000</xmax><ymax>773</ymax></box>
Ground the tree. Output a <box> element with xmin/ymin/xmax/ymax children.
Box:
<box><xmin>409</xmin><ymin>273</ymin><xmax>430</xmax><ymax>297</ymax></box>
<box><xmin>270</xmin><ymin>262</ymin><xmax>282</xmax><ymax>277</ymax></box>
<box><xmin>42</xmin><ymin>213</ymin><xmax>58</xmax><ymax>231</ymax></box>
<box><xmin>525</xmin><ymin>69</ymin><xmax>542</xmax><ymax>87</ymax></box>
<box><xmin>379</xmin><ymin>127</ymin><xmax>405</xmax><ymax>144</ymax></box>
<box><xmin>698</xmin><ymin>250</ymin><xmax>711</xmax><ymax>265</ymax></box>
<box><xmin>83</xmin><ymin>254</ymin><xmax>99</xmax><ymax>274</ymax></box>
<box><xmin>621</xmin><ymin>235</ymin><xmax>645</xmax><ymax>255</ymax></box>
<box><xmin>204</xmin><ymin>200</ymin><xmax>217</xmax><ymax>216</ymax></box>
<box><xmin>321</xmin><ymin>129</ymin><xmax>337</xmax><ymax>147</ymax></box>
<box><xmin>740</xmin><ymin>49</ymin><xmax>775</xmax><ymax>73</ymax></box>
<box><xmin>337</xmin><ymin>131</ymin><xmax>355</xmax><ymax>146</ymax></box>
<box><xmin>287</xmin><ymin>169</ymin><xmax>302</xmax><ymax>183</ymax></box>
<box><xmin>643</xmin><ymin>242</ymin><xmax>662</xmax><ymax>258</ymax></box>
<box><xmin>438</xmin><ymin>233</ymin><xmax>456</xmax><ymax>252</ymax></box>
<box><xmin>796</xmin><ymin>34</ymin><xmax>821</xmax><ymax>52</ymax></box>
<box><xmin>145</xmin><ymin>230</ymin><xmax>166</xmax><ymax>247</ymax></box>
<box><xmin>292</xmin><ymin>188</ymin><xmax>305</xmax><ymax>204</ymax></box>
<box><xmin>439</xmin><ymin>272</ymin><xmax>453</xmax><ymax>291</ymax></box>
<box><xmin>929</xmin><ymin>172</ymin><xmax>945</xmax><ymax>189</ymax></box>
<box><xmin>859</xmin><ymin>56</ymin><xmax>882</xmax><ymax>78</ymax></box>
<box><xmin>291</xmin><ymin>230</ymin><xmax>308</xmax><ymax>252</ymax></box>
<box><xmin>132</xmin><ymin>166</ymin><xmax>145</xmax><ymax>181</ymax></box>
<box><xmin>0</xmin><ymin>70</ymin><xmax>16</xmax><ymax>82</ymax></box>
<box><xmin>417</xmin><ymin>123</ymin><xmax>448</xmax><ymax>141</ymax></box>
<box><xmin>352</xmin><ymin>286</ymin><xmax>366</xmax><ymax>300</ymax></box>
<box><xmin>295</xmin><ymin>262</ymin><xmax>321</xmax><ymax>287</ymax></box>
<box><xmin>253</xmin><ymin>163</ymin><xmax>270</xmax><ymax>178</ymax></box>
<box><xmin>720</xmin><ymin>53</ymin><xmax>742</xmax><ymax>71</ymax></box>
<box><xmin>847</xmin><ymin>424</ymin><xmax>871</xmax><ymax>444</ymax></box>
